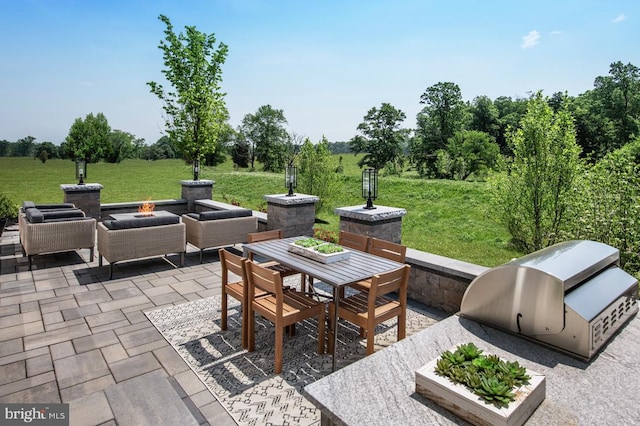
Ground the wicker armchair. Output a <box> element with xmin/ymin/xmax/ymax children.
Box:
<box><xmin>183</xmin><ymin>209</ymin><xmax>257</xmax><ymax>262</ymax></box>
<box><xmin>20</xmin><ymin>211</ymin><xmax>96</xmax><ymax>271</ymax></box>
<box><xmin>97</xmin><ymin>219</ymin><xmax>186</xmax><ymax>279</ymax></box>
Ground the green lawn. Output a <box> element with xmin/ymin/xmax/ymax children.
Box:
<box><xmin>0</xmin><ymin>156</ymin><xmax>522</xmax><ymax>266</ymax></box>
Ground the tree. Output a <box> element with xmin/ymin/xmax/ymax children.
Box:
<box><xmin>593</xmin><ymin>61</ymin><xmax>640</xmax><ymax>151</ymax></box>
<box><xmin>147</xmin><ymin>14</ymin><xmax>229</xmax><ymax>178</ymax></box>
<box><xmin>349</xmin><ymin>103</ymin><xmax>407</xmax><ymax>173</ymax></box>
<box><xmin>412</xmin><ymin>82</ymin><xmax>467</xmax><ymax>176</ymax></box>
<box><xmin>445</xmin><ymin>130</ymin><xmax>500</xmax><ymax>180</ymax></box>
<box><xmin>105</xmin><ymin>130</ymin><xmax>139</xmax><ymax>163</ymax></box>
<box><xmin>13</xmin><ymin>136</ymin><xmax>36</xmax><ymax>157</ymax></box>
<box><xmin>65</xmin><ymin>113</ymin><xmax>111</xmax><ymax>162</ymax></box>
<box><xmin>239</xmin><ymin>105</ymin><xmax>289</xmax><ymax>172</ymax></box>
<box><xmin>489</xmin><ymin>91</ymin><xmax>581</xmax><ymax>252</ymax></box>
<box><xmin>297</xmin><ymin>137</ymin><xmax>340</xmax><ymax>211</ymax></box>
<box><xmin>468</xmin><ymin>96</ymin><xmax>500</xmax><ymax>140</ymax></box>
<box><xmin>34</xmin><ymin>142</ymin><xmax>59</xmax><ymax>163</ymax></box>
<box><xmin>569</xmin><ymin>138</ymin><xmax>640</xmax><ymax>272</ymax></box>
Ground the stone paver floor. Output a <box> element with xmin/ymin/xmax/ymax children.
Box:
<box><xmin>0</xmin><ymin>224</ymin><xmax>236</xmax><ymax>426</ymax></box>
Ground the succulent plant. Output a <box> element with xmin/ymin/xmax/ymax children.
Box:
<box><xmin>433</xmin><ymin>343</ymin><xmax>531</xmax><ymax>408</ymax></box>
<box><xmin>474</xmin><ymin>376</ymin><xmax>517</xmax><ymax>406</ymax></box>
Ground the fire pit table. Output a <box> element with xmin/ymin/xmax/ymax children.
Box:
<box><xmin>98</xmin><ymin>210</ymin><xmax>186</xmax><ymax>279</ymax></box>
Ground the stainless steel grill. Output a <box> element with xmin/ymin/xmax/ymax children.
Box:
<box><xmin>459</xmin><ymin>240</ymin><xmax>638</xmax><ymax>361</ymax></box>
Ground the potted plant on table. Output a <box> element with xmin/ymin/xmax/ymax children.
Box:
<box><xmin>0</xmin><ymin>193</ymin><xmax>19</xmax><ymax>236</ymax></box>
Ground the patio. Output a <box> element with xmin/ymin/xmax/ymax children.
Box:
<box><xmin>0</xmin><ymin>223</ymin><xmax>445</xmax><ymax>425</ymax></box>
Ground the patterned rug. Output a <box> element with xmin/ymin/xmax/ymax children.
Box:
<box><xmin>145</xmin><ymin>286</ymin><xmax>439</xmax><ymax>425</ymax></box>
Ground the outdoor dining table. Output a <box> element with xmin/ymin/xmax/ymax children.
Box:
<box><xmin>243</xmin><ymin>236</ymin><xmax>404</xmax><ymax>371</ymax></box>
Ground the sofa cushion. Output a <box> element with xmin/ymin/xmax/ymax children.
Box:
<box><xmin>26</xmin><ymin>208</ymin><xmax>86</xmax><ymax>223</ymax></box>
<box><xmin>25</xmin><ymin>208</ymin><xmax>44</xmax><ymax>223</ymax></box>
<box><xmin>197</xmin><ymin>209</ymin><xmax>253</xmax><ymax>221</ymax></box>
<box><xmin>43</xmin><ymin>217</ymin><xmax>95</xmax><ymax>223</ymax></box>
<box><xmin>103</xmin><ymin>215</ymin><xmax>180</xmax><ymax>230</ymax></box>
<box><xmin>22</xmin><ymin>201</ymin><xmax>76</xmax><ymax>211</ymax></box>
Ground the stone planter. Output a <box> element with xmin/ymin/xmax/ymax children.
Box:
<box><xmin>415</xmin><ymin>352</ymin><xmax>545</xmax><ymax>426</ymax></box>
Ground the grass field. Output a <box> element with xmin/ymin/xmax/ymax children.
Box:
<box><xmin>0</xmin><ymin>156</ymin><xmax>522</xmax><ymax>266</ymax></box>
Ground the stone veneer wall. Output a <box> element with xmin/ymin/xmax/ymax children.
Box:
<box><xmin>405</xmin><ymin>248</ymin><xmax>488</xmax><ymax>314</ymax></box>
<box><xmin>265</xmin><ymin>194</ymin><xmax>319</xmax><ymax>238</ymax></box>
<box><xmin>97</xmin><ymin>198</ymin><xmax>486</xmax><ymax>314</ymax></box>
<box><xmin>339</xmin><ymin>216</ymin><xmax>403</xmax><ymax>244</ymax></box>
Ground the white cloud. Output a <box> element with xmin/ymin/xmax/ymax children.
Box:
<box><xmin>521</xmin><ymin>30</ymin><xmax>540</xmax><ymax>49</ymax></box>
<box><xmin>611</xmin><ymin>14</ymin><xmax>626</xmax><ymax>23</ymax></box>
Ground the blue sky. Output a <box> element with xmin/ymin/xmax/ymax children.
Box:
<box><xmin>1</xmin><ymin>0</ymin><xmax>638</xmax><ymax>146</ymax></box>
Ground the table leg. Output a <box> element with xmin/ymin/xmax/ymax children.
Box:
<box><xmin>332</xmin><ymin>285</ymin><xmax>340</xmax><ymax>372</ymax></box>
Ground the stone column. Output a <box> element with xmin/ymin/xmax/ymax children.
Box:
<box><xmin>181</xmin><ymin>180</ymin><xmax>214</xmax><ymax>213</ymax></box>
<box><xmin>264</xmin><ymin>194</ymin><xmax>319</xmax><ymax>238</ymax></box>
<box><xmin>334</xmin><ymin>205</ymin><xmax>407</xmax><ymax>243</ymax></box>
<box><xmin>60</xmin><ymin>183</ymin><xmax>103</xmax><ymax>219</ymax></box>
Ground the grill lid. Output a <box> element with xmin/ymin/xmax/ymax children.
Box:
<box><xmin>459</xmin><ymin>241</ymin><xmax>623</xmax><ymax>335</ymax></box>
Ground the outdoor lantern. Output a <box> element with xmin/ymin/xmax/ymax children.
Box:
<box><xmin>193</xmin><ymin>158</ymin><xmax>200</xmax><ymax>181</ymax></box>
<box><xmin>362</xmin><ymin>168</ymin><xmax>378</xmax><ymax>209</ymax></box>
<box><xmin>285</xmin><ymin>164</ymin><xmax>297</xmax><ymax>196</ymax></box>
<box><xmin>75</xmin><ymin>158</ymin><xmax>86</xmax><ymax>185</ymax></box>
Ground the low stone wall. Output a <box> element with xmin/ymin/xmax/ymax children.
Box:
<box><xmin>98</xmin><ymin>199</ymin><xmax>487</xmax><ymax>313</ymax></box>
<box><xmin>405</xmin><ymin>249</ymin><xmax>488</xmax><ymax>314</ymax></box>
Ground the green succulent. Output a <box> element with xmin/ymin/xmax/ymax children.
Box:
<box><xmin>433</xmin><ymin>343</ymin><xmax>531</xmax><ymax>409</ymax></box>
<box><xmin>497</xmin><ymin>360</ymin><xmax>531</xmax><ymax>386</ymax></box>
<box><xmin>435</xmin><ymin>358</ymin><xmax>453</xmax><ymax>376</ymax></box>
<box><xmin>315</xmin><ymin>243</ymin><xmax>344</xmax><ymax>254</ymax></box>
<box><xmin>294</xmin><ymin>238</ymin><xmax>324</xmax><ymax>248</ymax></box>
<box><xmin>474</xmin><ymin>376</ymin><xmax>517</xmax><ymax>406</ymax></box>
<box><xmin>455</xmin><ymin>342</ymin><xmax>484</xmax><ymax>361</ymax></box>
<box><xmin>440</xmin><ymin>350</ymin><xmax>466</xmax><ymax>366</ymax></box>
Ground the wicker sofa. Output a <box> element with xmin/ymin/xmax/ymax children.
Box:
<box><xmin>97</xmin><ymin>214</ymin><xmax>186</xmax><ymax>279</ymax></box>
<box><xmin>183</xmin><ymin>208</ymin><xmax>257</xmax><ymax>262</ymax></box>
<box><xmin>19</xmin><ymin>202</ymin><xmax>96</xmax><ymax>270</ymax></box>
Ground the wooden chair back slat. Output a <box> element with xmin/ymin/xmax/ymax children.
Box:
<box><xmin>368</xmin><ymin>238</ymin><xmax>407</xmax><ymax>263</ymax></box>
<box><xmin>339</xmin><ymin>230</ymin><xmax>370</xmax><ymax>252</ymax></box>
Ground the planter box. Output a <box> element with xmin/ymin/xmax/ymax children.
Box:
<box><xmin>288</xmin><ymin>242</ymin><xmax>351</xmax><ymax>263</ymax></box>
<box><xmin>415</xmin><ymin>355</ymin><xmax>545</xmax><ymax>426</ymax></box>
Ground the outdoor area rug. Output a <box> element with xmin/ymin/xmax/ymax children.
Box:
<box><xmin>145</xmin><ymin>285</ymin><xmax>439</xmax><ymax>426</ymax></box>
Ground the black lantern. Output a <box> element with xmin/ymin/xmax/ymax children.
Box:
<box><xmin>193</xmin><ymin>158</ymin><xmax>200</xmax><ymax>181</ymax></box>
<box><xmin>285</xmin><ymin>164</ymin><xmax>297</xmax><ymax>196</ymax></box>
<box><xmin>362</xmin><ymin>168</ymin><xmax>378</xmax><ymax>209</ymax></box>
<box><xmin>75</xmin><ymin>158</ymin><xmax>87</xmax><ymax>185</ymax></box>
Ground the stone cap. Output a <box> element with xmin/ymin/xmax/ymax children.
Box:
<box><xmin>334</xmin><ymin>205</ymin><xmax>406</xmax><ymax>222</ymax></box>
<box><xmin>264</xmin><ymin>193</ymin><xmax>320</xmax><ymax>205</ymax></box>
<box><xmin>60</xmin><ymin>183</ymin><xmax>103</xmax><ymax>192</ymax></box>
<box><xmin>180</xmin><ymin>179</ymin><xmax>214</xmax><ymax>186</ymax></box>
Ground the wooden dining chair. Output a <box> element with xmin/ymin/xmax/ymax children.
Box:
<box><xmin>339</xmin><ymin>230</ymin><xmax>370</xmax><ymax>252</ymax></box>
<box><xmin>247</xmin><ymin>229</ymin><xmax>306</xmax><ymax>290</ymax></box>
<box><xmin>245</xmin><ymin>260</ymin><xmax>325</xmax><ymax>374</ymax></box>
<box><xmin>219</xmin><ymin>248</ymin><xmax>267</xmax><ymax>349</ymax></box>
<box><xmin>328</xmin><ymin>264</ymin><xmax>410</xmax><ymax>355</ymax></box>
<box><xmin>348</xmin><ymin>237</ymin><xmax>407</xmax><ymax>293</ymax></box>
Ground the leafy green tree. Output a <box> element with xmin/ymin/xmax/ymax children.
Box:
<box><xmin>593</xmin><ymin>61</ymin><xmax>640</xmax><ymax>149</ymax></box>
<box><xmin>489</xmin><ymin>92</ymin><xmax>581</xmax><ymax>252</ymax></box>
<box><xmin>349</xmin><ymin>103</ymin><xmax>407</xmax><ymax>173</ymax></box>
<box><xmin>570</xmin><ymin>90</ymin><xmax>616</xmax><ymax>160</ymax></box>
<box><xmin>469</xmin><ymin>96</ymin><xmax>500</xmax><ymax>140</ymax></box>
<box><xmin>147</xmin><ymin>14</ymin><xmax>229</xmax><ymax>178</ymax></box>
<box><xmin>0</xmin><ymin>140</ymin><xmax>11</xmax><ymax>157</ymax></box>
<box><xmin>34</xmin><ymin>142</ymin><xmax>59</xmax><ymax>163</ymax></box>
<box><xmin>569</xmin><ymin>137</ymin><xmax>640</xmax><ymax>272</ymax></box>
<box><xmin>105</xmin><ymin>130</ymin><xmax>140</xmax><ymax>163</ymax></box>
<box><xmin>65</xmin><ymin>113</ymin><xmax>111</xmax><ymax>162</ymax></box>
<box><xmin>239</xmin><ymin>104</ymin><xmax>289</xmax><ymax>172</ymax></box>
<box><xmin>297</xmin><ymin>137</ymin><xmax>340</xmax><ymax>211</ymax></box>
<box><xmin>494</xmin><ymin>96</ymin><xmax>528</xmax><ymax>155</ymax></box>
<box><xmin>445</xmin><ymin>130</ymin><xmax>500</xmax><ymax>180</ymax></box>
<box><xmin>13</xmin><ymin>136</ymin><xmax>36</xmax><ymax>157</ymax></box>
<box><xmin>412</xmin><ymin>82</ymin><xmax>467</xmax><ymax>176</ymax></box>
